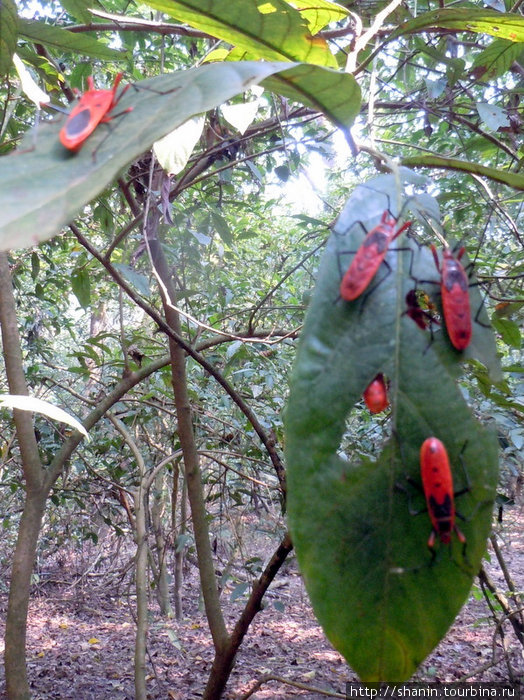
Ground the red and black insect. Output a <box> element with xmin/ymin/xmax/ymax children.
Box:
<box><xmin>430</xmin><ymin>245</ymin><xmax>471</xmax><ymax>351</ymax></box>
<box><xmin>60</xmin><ymin>72</ymin><xmax>132</xmax><ymax>152</ymax></box>
<box><xmin>339</xmin><ymin>210</ymin><xmax>412</xmax><ymax>301</ymax></box>
<box><xmin>420</xmin><ymin>437</ymin><xmax>466</xmax><ymax>554</ymax></box>
<box><xmin>363</xmin><ymin>373</ymin><xmax>389</xmax><ymax>414</ymax></box>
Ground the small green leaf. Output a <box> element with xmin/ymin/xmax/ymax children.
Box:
<box><xmin>230</xmin><ymin>581</ymin><xmax>250</xmax><ymax>602</ymax></box>
<box><xmin>153</xmin><ymin>116</ymin><xmax>205</xmax><ymax>176</ymax></box>
<box><xmin>491</xmin><ymin>317</ymin><xmax>521</xmax><ymax>348</ymax></box>
<box><xmin>31</xmin><ymin>251</ymin><xmax>40</xmax><ymax>280</ymax></box>
<box><xmin>210</xmin><ymin>209</ymin><xmax>233</xmax><ymax>245</ymax></box>
<box><xmin>71</xmin><ymin>268</ymin><xmax>91</xmax><ymax>308</ymax></box>
<box><xmin>446</xmin><ymin>58</ymin><xmax>465</xmax><ymax>86</ymax></box>
<box><xmin>60</xmin><ymin>0</ymin><xmax>97</xmax><ymax>24</ymax></box>
<box><xmin>471</xmin><ymin>39</ymin><xmax>524</xmax><ymax>80</ymax></box>
<box><xmin>425</xmin><ymin>78</ymin><xmax>446</xmax><ymax>99</ymax></box>
<box><xmin>275</xmin><ymin>165</ymin><xmax>290</xmax><ymax>181</ymax></box>
<box><xmin>476</xmin><ymin>102</ymin><xmax>510</xmax><ymax>130</ymax></box>
<box><xmin>113</xmin><ymin>264</ymin><xmax>151</xmax><ymax>298</ymax></box>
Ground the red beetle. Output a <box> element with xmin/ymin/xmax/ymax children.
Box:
<box><xmin>340</xmin><ymin>210</ymin><xmax>411</xmax><ymax>301</ymax></box>
<box><xmin>420</xmin><ymin>437</ymin><xmax>466</xmax><ymax>552</ymax></box>
<box><xmin>60</xmin><ymin>72</ymin><xmax>132</xmax><ymax>152</ymax></box>
<box><xmin>431</xmin><ymin>245</ymin><xmax>471</xmax><ymax>351</ymax></box>
<box><xmin>363</xmin><ymin>374</ymin><xmax>389</xmax><ymax>414</ymax></box>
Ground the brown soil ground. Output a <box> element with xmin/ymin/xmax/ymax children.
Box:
<box><xmin>0</xmin><ymin>510</ymin><xmax>522</xmax><ymax>699</ymax></box>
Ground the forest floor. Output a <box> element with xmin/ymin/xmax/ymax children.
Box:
<box><xmin>0</xmin><ymin>508</ymin><xmax>523</xmax><ymax>700</ymax></box>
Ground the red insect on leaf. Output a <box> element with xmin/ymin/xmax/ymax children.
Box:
<box><xmin>363</xmin><ymin>373</ymin><xmax>389</xmax><ymax>414</ymax></box>
<box><xmin>420</xmin><ymin>437</ymin><xmax>466</xmax><ymax>553</ymax></box>
<box><xmin>340</xmin><ymin>210</ymin><xmax>411</xmax><ymax>302</ymax></box>
<box><xmin>431</xmin><ymin>245</ymin><xmax>471</xmax><ymax>351</ymax></box>
<box><xmin>60</xmin><ymin>72</ymin><xmax>132</xmax><ymax>152</ymax></box>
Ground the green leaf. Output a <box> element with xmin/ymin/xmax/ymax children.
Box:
<box><xmin>71</xmin><ymin>267</ymin><xmax>91</xmax><ymax>308</ymax></box>
<box><xmin>400</xmin><ymin>155</ymin><xmax>524</xmax><ymax>191</ymax></box>
<box><xmin>141</xmin><ymin>0</ymin><xmax>338</xmax><ymax>67</ymax></box>
<box><xmin>0</xmin><ymin>62</ymin><xmax>359</xmax><ymax>251</ymax></box>
<box><xmin>261</xmin><ymin>64</ymin><xmax>361</xmax><ymax>131</ymax></box>
<box><xmin>286</xmin><ymin>0</ymin><xmax>349</xmax><ymax>35</ymax></box>
<box><xmin>476</xmin><ymin>102</ymin><xmax>510</xmax><ymax>130</ymax></box>
<box><xmin>425</xmin><ymin>78</ymin><xmax>446</xmax><ymax>99</ymax></box>
<box><xmin>230</xmin><ymin>581</ymin><xmax>249</xmax><ymax>602</ymax></box>
<box><xmin>491</xmin><ymin>317</ymin><xmax>521</xmax><ymax>348</ymax></box>
<box><xmin>471</xmin><ymin>39</ymin><xmax>524</xmax><ymax>80</ymax></box>
<box><xmin>210</xmin><ymin>209</ymin><xmax>234</xmax><ymax>246</ymax></box>
<box><xmin>59</xmin><ymin>0</ymin><xmax>98</xmax><ymax>25</ymax></box>
<box><xmin>285</xmin><ymin>175</ymin><xmax>499</xmax><ymax>682</ymax></box>
<box><xmin>17</xmin><ymin>18</ymin><xmax>126</xmax><ymax>60</ymax></box>
<box><xmin>445</xmin><ymin>58</ymin><xmax>465</xmax><ymax>87</ymax></box>
<box><xmin>393</xmin><ymin>8</ymin><xmax>524</xmax><ymax>42</ymax></box>
<box><xmin>31</xmin><ymin>251</ymin><xmax>40</xmax><ymax>280</ymax></box>
<box><xmin>153</xmin><ymin>116</ymin><xmax>205</xmax><ymax>176</ymax></box>
<box><xmin>0</xmin><ymin>0</ymin><xmax>18</xmax><ymax>77</ymax></box>
<box><xmin>113</xmin><ymin>264</ymin><xmax>151</xmax><ymax>298</ymax></box>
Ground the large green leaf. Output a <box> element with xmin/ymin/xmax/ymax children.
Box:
<box><xmin>0</xmin><ymin>61</ymin><xmax>359</xmax><ymax>251</ymax></box>
<box><xmin>285</xmin><ymin>174</ymin><xmax>499</xmax><ymax>682</ymax></box>
<box><xmin>18</xmin><ymin>18</ymin><xmax>125</xmax><ymax>60</ymax></box>
<box><xmin>141</xmin><ymin>0</ymin><xmax>338</xmax><ymax>67</ymax></box>
<box><xmin>0</xmin><ymin>0</ymin><xmax>17</xmax><ymax>77</ymax></box>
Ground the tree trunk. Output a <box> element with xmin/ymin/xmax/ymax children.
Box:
<box><xmin>172</xmin><ymin>461</ymin><xmax>185</xmax><ymax>620</ymax></box>
<box><xmin>4</xmin><ymin>494</ymin><xmax>47</xmax><ymax>700</ymax></box>
<box><xmin>152</xmin><ymin>470</ymin><xmax>172</xmax><ymax>616</ymax></box>
<box><xmin>202</xmin><ymin>533</ymin><xmax>293</xmax><ymax>699</ymax></box>
<box><xmin>150</xmin><ymin>239</ymin><xmax>229</xmax><ymax>652</ymax></box>
<box><xmin>0</xmin><ymin>251</ymin><xmax>47</xmax><ymax>700</ymax></box>
<box><xmin>134</xmin><ymin>483</ymin><xmax>148</xmax><ymax>700</ymax></box>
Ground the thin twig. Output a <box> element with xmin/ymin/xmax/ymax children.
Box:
<box><xmin>237</xmin><ymin>673</ymin><xmax>346</xmax><ymax>700</ymax></box>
